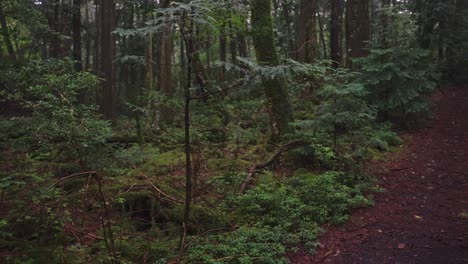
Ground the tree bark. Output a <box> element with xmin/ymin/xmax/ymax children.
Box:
<box><xmin>251</xmin><ymin>0</ymin><xmax>294</xmax><ymax>142</ymax></box>
<box><xmin>159</xmin><ymin>26</ymin><xmax>174</xmax><ymax>123</ymax></box>
<box><xmin>330</xmin><ymin>0</ymin><xmax>343</xmax><ymax>68</ymax></box>
<box><xmin>297</xmin><ymin>0</ymin><xmax>318</xmax><ymax>63</ymax></box>
<box><xmin>84</xmin><ymin>2</ymin><xmax>90</xmax><ymax>70</ymax></box>
<box><xmin>100</xmin><ymin>0</ymin><xmax>115</xmax><ymax>121</ymax></box>
<box><xmin>72</xmin><ymin>0</ymin><xmax>82</xmax><ymax>71</ymax></box>
<box><xmin>345</xmin><ymin>0</ymin><xmax>370</xmax><ymax>69</ymax></box>
<box><xmin>317</xmin><ymin>10</ymin><xmax>327</xmax><ymax>58</ymax></box>
<box><xmin>0</xmin><ymin>2</ymin><xmax>16</xmax><ymax>64</ymax></box>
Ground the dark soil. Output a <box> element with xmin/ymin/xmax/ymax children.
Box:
<box><xmin>291</xmin><ymin>87</ymin><xmax>468</xmax><ymax>264</ymax></box>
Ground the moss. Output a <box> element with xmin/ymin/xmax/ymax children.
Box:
<box><xmin>166</xmin><ymin>205</ymin><xmax>230</xmax><ymax>233</ymax></box>
<box><xmin>141</xmin><ymin>150</ymin><xmax>184</xmax><ymax>175</ymax></box>
<box><xmin>206</xmin><ymin>158</ymin><xmax>250</xmax><ymax>172</ymax></box>
<box><xmin>251</xmin><ymin>0</ymin><xmax>294</xmax><ymax>142</ymax></box>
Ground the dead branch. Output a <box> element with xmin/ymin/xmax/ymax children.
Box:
<box><xmin>239</xmin><ymin>139</ymin><xmax>305</xmax><ymax>194</ymax></box>
<box><xmin>131</xmin><ymin>163</ymin><xmax>184</xmax><ymax>204</ymax></box>
<box><xmin>50</xmin><ymin>171</ymin><xmax>97</xmax><ymax>188</ymax></box>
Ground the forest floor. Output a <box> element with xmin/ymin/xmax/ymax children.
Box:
<box><xmin>291</xmin><ymin>86</ymin><xmax>468</xmax><ymax>264</ymax></box>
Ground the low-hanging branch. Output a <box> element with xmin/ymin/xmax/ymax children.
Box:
<box><xmin>238</xmin><ymin>139</ymin><xmax>305</xmax><ymax>194</ymax></box>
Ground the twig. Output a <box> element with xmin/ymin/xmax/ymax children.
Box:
<box><xmin>177</xmin><ymin>222</ymin><xmax>187</xmax><ymax>262</ymax></box>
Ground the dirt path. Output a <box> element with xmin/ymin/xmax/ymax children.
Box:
<box><xmin>291</xmin><ymin>87</ymin><xmax>468</xmax><ymax>264</ymax></box>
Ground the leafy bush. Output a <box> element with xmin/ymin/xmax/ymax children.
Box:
<box><xmin>1</xmin><ymin>59</ymin><xmax>111</xmax><ymax>168</ymax></box>
<box><xmin>188</xmin><ymin>226</ymin><xmax>288</xmax><ymax>264</ymax></box>
<box><xmin>197</xmin><ymin>170</ymin><xmax>372</xmax><ymax>262</ymax></box>
<box><xmin>356</xmin><ymin>48</ymin><xmax>438</xmax><ymax>122</ymax></box>
<box><xmin>288</xmin><ymin>171</ymin><xmax>372</xmax><ymax>224</ymax></box>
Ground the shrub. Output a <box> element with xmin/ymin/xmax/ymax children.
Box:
<box><xmin>356</xmin><ymin>48</ymin><xmax>438</xmax><ymax>123</ymax></box>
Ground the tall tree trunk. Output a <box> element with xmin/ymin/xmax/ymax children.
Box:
<box><xmin>0</xmin><ymin>2</ymin><xmax>16</xmax><ymax>64</ymax></box>
<box><xmin>72</xmin><ymin>0</ymin><xmax>82</xmax><ymax>71</ymax></box>
<box><xmin>282</xmin><ymin>2</ymin><xmax>295</xmax><ymax>58</ymax></box>
<box><xmin>159</xmin><ymin>25</ymin><xmax>174</xmax><ymax>123</ymax></box>
<box><xmin>158</xmin><ymin>0</ymin><xmax>173</xmax><ymax>124</ymax></box>
<box><xmin>237</xmin><ymin>20</ymin><xmax>248</xmax><ymax>58</ymax></box>
<box><xmin>297</xmin><ymin>0</ymin><xmax>318</xmax><ymax>62</ymax></box>
<box><xmin>228</xmin><ymin>15</ymin><xmax>238</xmax><ymax>65</ymax></box>
<box><xmin>447</xmin><ymin>0</ymin><xmax>468</xmax><ymax>81</ymax></box>
<box><xmin>147</xmin><ymin>33</ymin><xmax>153</xmax><ymax>90</ymax></box>
<box><xmin>251</xmin><ymin>0</ymin><xmax>293</xmax><ymax>142</ymax></box>
<box><xmin>177</xmin><ymin>11</ymin><xmax>194</xmax><ymax>252</ymax></box>
<box><xmin>94</xmin><ymin>2</ymin><xmax>100</xmax><ymax>73</ymax></box>
<box><xmin>219</xmin><ymin>24</ymin><xmax>227</xmax><ymax>94</ymax></box>
<box><xmin>84</xmin><ymin>2</ymin><xmax>90</xmax><ymax>70</ymax></box>
<box><xmin>100</xmin><ymin>0</ymin><xmax>115</xmax><ymax>121</ymax></box>
<box><xmin>380</xmin><ymin>0</ymin><xmax>391</xmax><ymax>47</ymax></box>
<box><xmin>317</xmin><ymin>10</ymin><xmax>327</xmax><ymax>58</ymax></box>
<box><xmin>52</xmin><ymin>0</ymin><xmax>62</xmax><ymax>58</ymax></box>
<box><xmin>345</xmin><ymin>0</ymin><xmax>370</xmax><ymax>69</ymax></box>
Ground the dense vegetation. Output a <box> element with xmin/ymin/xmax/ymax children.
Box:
<box><xmin>0</xmin><ymin>0</ymin><xmax>466</xmax><ymax>263</ymax></box>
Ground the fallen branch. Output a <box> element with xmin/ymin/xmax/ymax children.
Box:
<box><xmin>239</xmin><ymin>139</ymin><xmax>305</xmax><ymax>194</ymax></box>
<box><xmin>50</xmin><ymin>171</ymin><xmax>97</xmax><ymax>188</ymax></box>
<box><xmin>131</xmin><ymin>163</ymin><xmax>184</xmax><ymax>204</ymax></box>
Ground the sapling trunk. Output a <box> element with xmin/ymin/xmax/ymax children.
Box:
<box><xmin>178</xmin><ymin>11</ymin><xmax>194</xmax><ymax>255</ymax></box>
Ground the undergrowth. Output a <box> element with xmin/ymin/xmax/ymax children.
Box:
<box><xmin>0</xmin><ymin>55</ymin><xmax>433</xmax><ymax>263</ymax></box>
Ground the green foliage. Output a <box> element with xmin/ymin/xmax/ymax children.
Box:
<box><xmin>1</xmin><ymin>59</ymin><xmax>111</xmax><ymax>168</ymax></box>
<box><xmin>188</xmin><ymin>226</ymin><xmax>288</xmax><ymax>264</ymax></box>
<box><xmin>195</xmin><ymin>171</ymin><xmax>372</xmax><ymax>261</ymax></box>
<box><xmin>356</xmin><ymin>48</ymin><xmax>438</xmax><ymax>122</ymax></box>
<box><xmin>292</xmin><ymin>68</ymin><xmax>395</xmax><ymax>171</ymax></box>
<box><xmin>374</xmin><ymin>4</ymin><xmax>419</xmax><ymax>49</ymax></box>
<box><xmin>298</xmin><ymin>69</ymin><xmax>375</xmax><ymax>133</ymax></box>
<box><xmin>288</xmin><ymin>171</ymin><xmax>372</xmax><ymax>224</ymax></box>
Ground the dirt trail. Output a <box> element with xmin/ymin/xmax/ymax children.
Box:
<box><xmin>291</xmin><ymin>87</ymin><xmax>468</xmax><ymax>264</ymax></box>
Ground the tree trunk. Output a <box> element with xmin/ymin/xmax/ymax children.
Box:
<box><xmin>317</xmin><ymin>10</ymin><xmax>327</xmax><ymax>58</ymax></box>
<box><xmin>94</xmin><ymin>2</ymin><xmax>100</xmax><ymax>73</ymax></box>
<box><xmin>219</xmin><ymin>24</ymin><xmax>227</xmax><ymax>95</ymax></box>
<box><xmin>147</xmin><ymin>33</ymin><xmax>153</xmax><ymax>90</ymax></box>
<box><xmin>100</xmin><ymin>0</ymin><xmax>115</xmax><ymax>121</ymax></box>
<box><xmin>72</xmin><ymin>0</ymin><xmax>82</xmax><ymax>71</ymax></box>
<box><xmin>84</xmin><ymin>2</ymin><xmax>90</xmax><ymax>70</ymax></box>
<box><xmin>159</xmin><ymin>29</ymin><xmax>174</xmax><ymax>122</ymax></box>
<box><xmin>52</xmin><ymin>0</ymin><xmax>62</xmax><ymax>58</ymax></box>
<box><xmin>229</xmin><ymin>15</ymin><xmax>238</xmax><ymax>65</ymax></box>
<box><xmin>159</xmin><ymin>1</ymin><xmax>174</xmax><ymax>124</ymax></box>
<box><xmin>297</xmin><ymin>0</ymin><xmax>318</xmax><ymax>63</ymax></box>
<box><xmin>345</xmin><ymin>0</ymin><xmax>370</xmax><ymax>69</ymax></box>
<box><xmin>380</xmin><ymin>0</ymin><xmax>391</xmax><ymax>47</ymax></box>
<box><xmin>0</xmin><ymin>2</ymin><xmax>16</xmax><ymax>64</ymax></box>
<box><xmin>251</xmin><ymin>0</ymin><xmax>294</xmax><ymax>142</ymax></box>
<box><xmin>330</xmin><ymin>0</ymin><xmax>344</xmax><ymax>68</ymax></box>
<box><xmin>178</xmin><ymin>11</ymin><xmax>194</xmax><ymax>252</ymax></box>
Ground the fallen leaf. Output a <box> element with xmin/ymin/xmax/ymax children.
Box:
<box><xmin>414</xmin><ymin>215</ymin><xmax>423</xmax><ymax>219</ymax></box>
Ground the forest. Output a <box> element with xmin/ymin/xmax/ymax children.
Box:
<box><xmin>0</xmin><ymin>0</ymin><xmax>467</xmax><ymax>263</ymax></box>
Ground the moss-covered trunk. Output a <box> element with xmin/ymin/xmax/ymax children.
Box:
<box><xmin>251</xmin><ymin>0</ymin><xmax>293</xmax><ymax>142</ymax></box>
